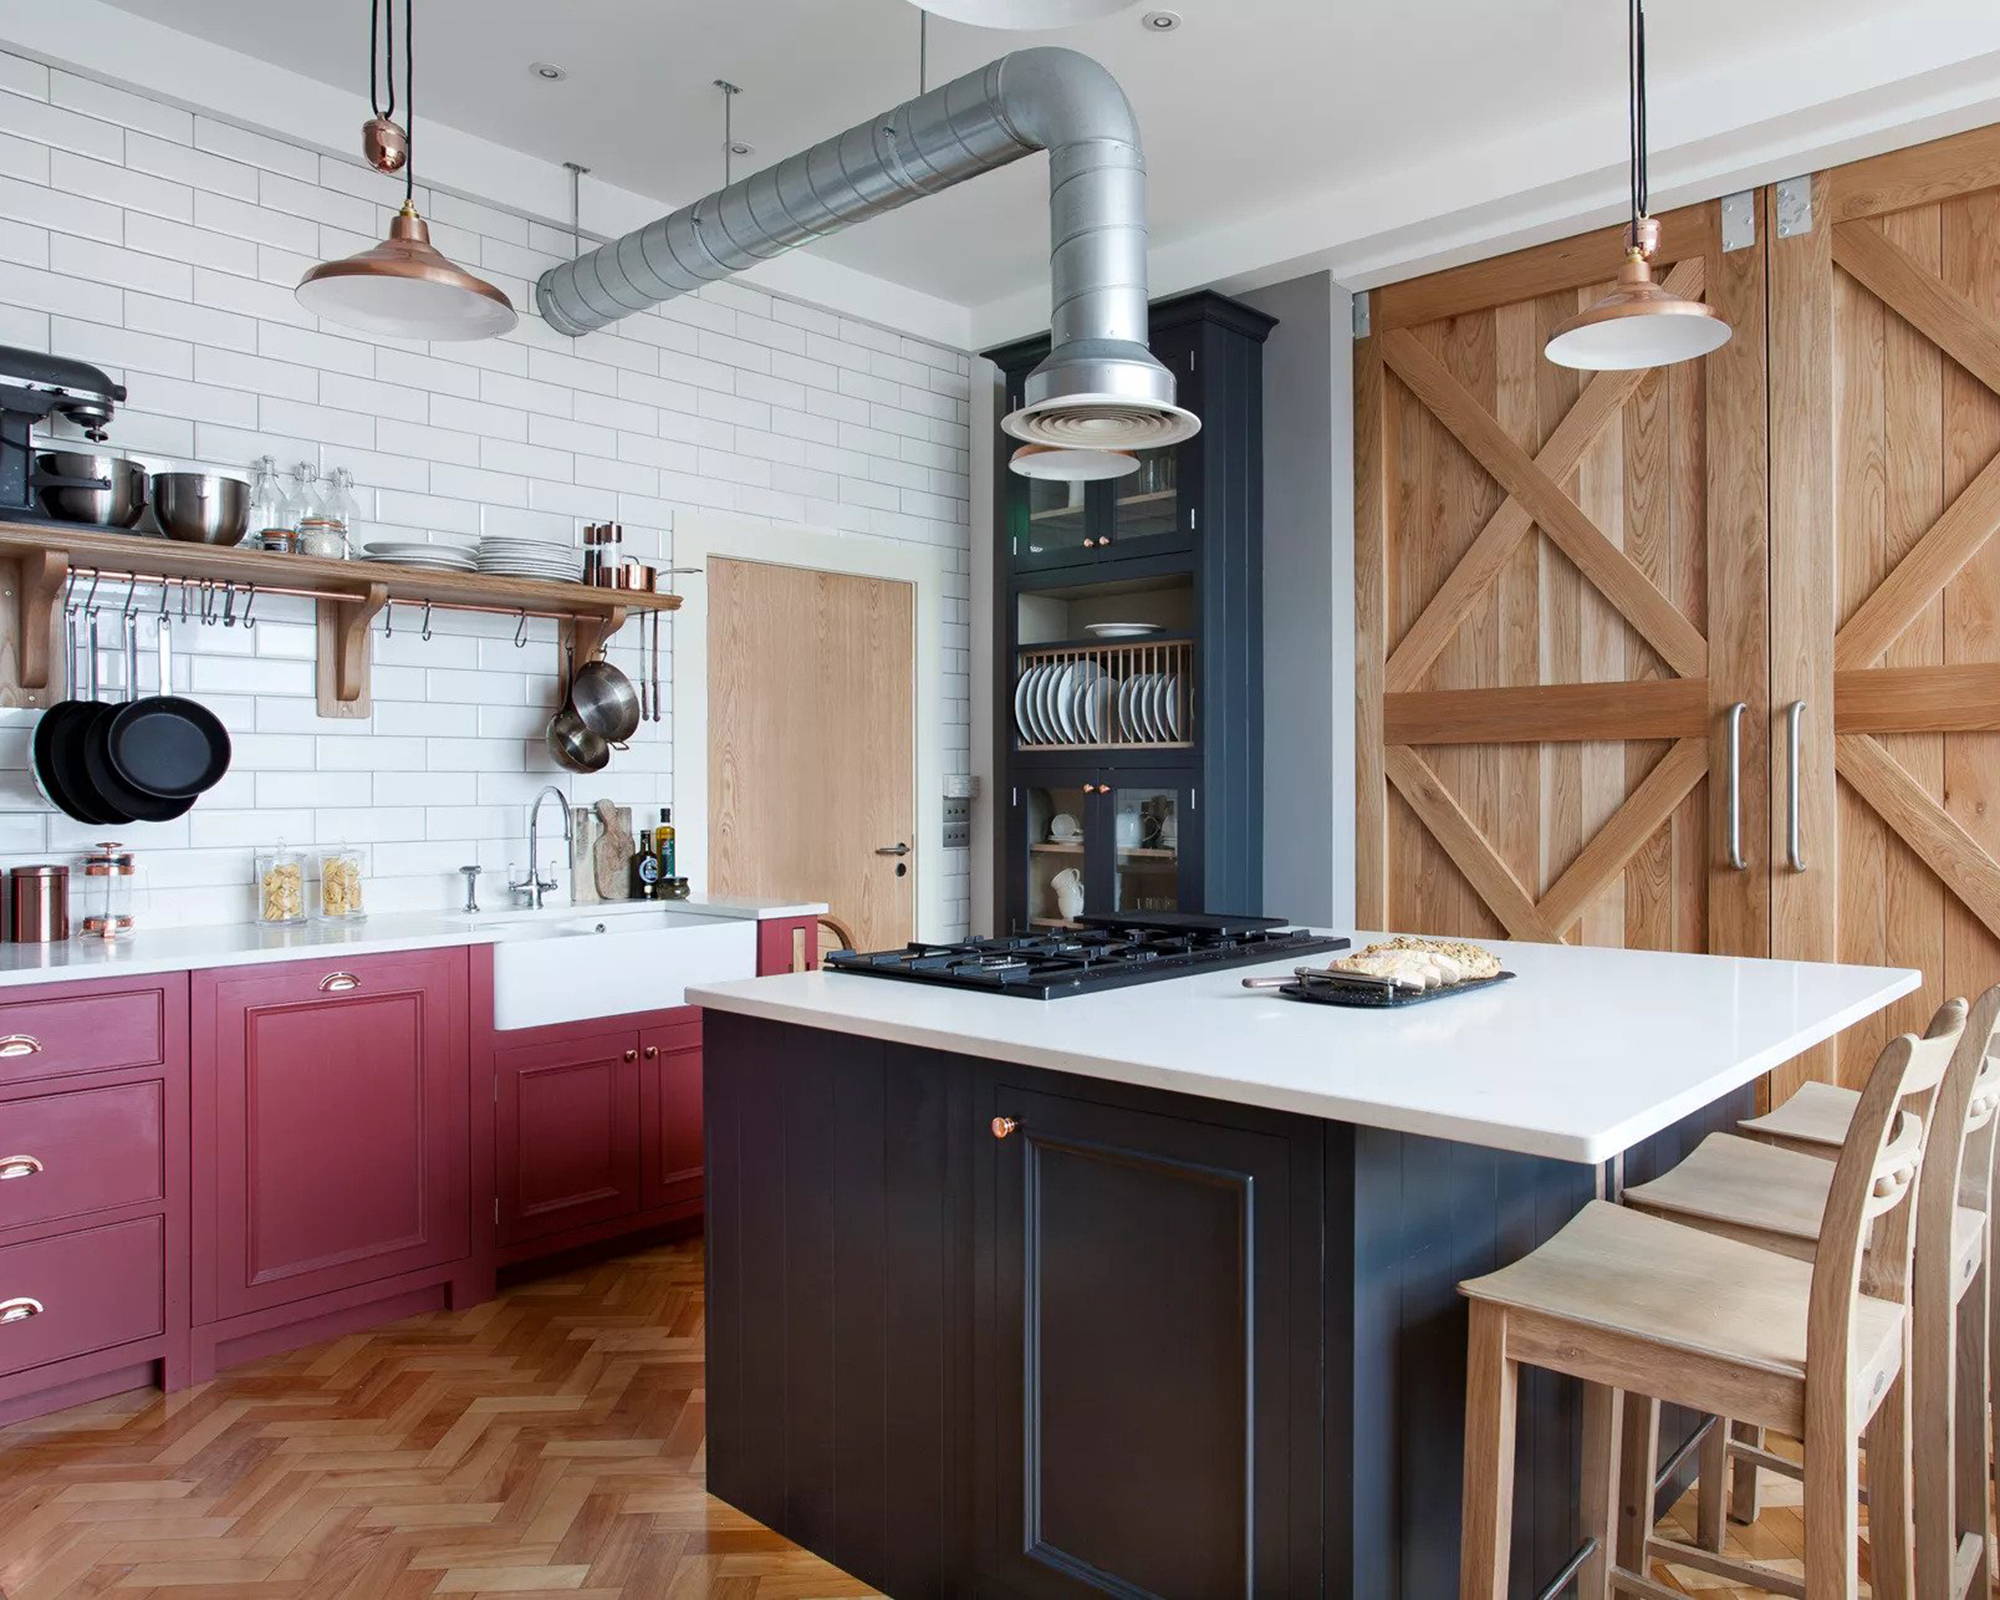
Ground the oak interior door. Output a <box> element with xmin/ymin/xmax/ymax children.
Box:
<box><xmin>707</xmin><ymin>555</ymin><xmax>916</xmax><ymax>950</ymax></box>
<box><xmin>1356</xmin><ymin>199</ymin><xmax>1769</xmax><ymax>958</ymax></box>
<box><xmin>1770</xmin><ymin>129</ymin><xmax>2000</xmax><ymax>1100</ymax></box>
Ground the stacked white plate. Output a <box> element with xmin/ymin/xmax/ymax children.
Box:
<box><xmin>362</xmin><ymin>539</ymin><xmax>477</xmax><ymax>572</ymax></box>
<box><xmin>1116</xmin><ymin>672</ymin><xmax>1183</xmax><ymax>742</ymax></box>
<box><xmin>477</xmin><ymin>536</ymin><xmax>583</xmax><ymax>583</ymax></box>
<box><xmin>1014</xmin><ymin>660</ymin><xmax>1114</xmax><ymax>747</ymax></box>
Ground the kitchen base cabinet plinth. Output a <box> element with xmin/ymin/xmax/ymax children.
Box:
<box><xmin>702</xmin><ymin>1012</ymin><xmax>1745</xmax><ymax>1600</ymax></box>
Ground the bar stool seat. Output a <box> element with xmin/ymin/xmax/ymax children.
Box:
<box><xmin>1741</xmin><ymin>1079</ymin><xmax>1865</xmax><ymax>1152</ymax></box>
<box><xmin>1623</xmin><ymin>1129</ymin><xmax>1986</xmax><ymax>1287</ymax></box>
<box><xmin>1461</xmin><ymin>1198</ymin><xmax>1905</xmax><ymax>1431</ymax></box>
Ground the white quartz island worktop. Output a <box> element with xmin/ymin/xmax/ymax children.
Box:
<box><xmin>690</xmin><ymin>933</ymin><xmax>1918</xmax><ymax>1162</ymax></box>
<box><xmin>0</xmin><ymin>893</ymin><xmax>825</xmax><ymax>992</ymax></box>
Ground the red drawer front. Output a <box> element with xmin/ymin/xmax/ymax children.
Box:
<box><xmin>0</xmin><ymin>1080</ymin><xmax>164</xmax><ymax>1233</ymax></box>
<box><xmin>0</xmin><ymin>987</ymin><xmax>167</xmax><ymax>1088</ymax></box>
<box><xmin>0</xmin><ymin>1215</ymin><xmax>165</xmax><ymax>1378</ymax></box>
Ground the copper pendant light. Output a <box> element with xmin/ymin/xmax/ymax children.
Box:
<box><xmin>297</xmin><ymin>0</ymin><xmax>516</xmax><ymax>341</ymax></box>
<box><xmin>1544</xmin><ymin>0</ymin><xmax>1728</xmax><ymax>371</ymax></box>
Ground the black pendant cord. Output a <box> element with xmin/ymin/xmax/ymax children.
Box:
<box><xmin>1628</xmin><ymin>0</ymin><xmax>1648</xmax><ymax>236</ymax></box>
<box><xmin>369</xmin><ymin>0</ymin><xmax>396</xmax><ymax>123</ymax></box>
<box><xmin>402</xmin><ymin>0</ymin><xmax>415</xmax><ymax>206</ymax></box>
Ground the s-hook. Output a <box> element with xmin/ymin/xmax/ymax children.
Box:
<box><xmin>221</xmin><ymin>582</ymin><xmax>237</xmax><ymax>628</ymax></box>
<box><xmin>420</xmin><ymin>600</ymin><xmax>433</xmax><ymax>642</ymax></box>
<box><xmin>383</xmin><ymin>601</ymin><xmax>394</xmax><ymax>638</ymax></box>
<box><xmin>513</xmin><ymin>609</ymin><xmax>529</xmax><ymax>648</ymax></box>
<box><xmin>240</xmin><ymin>585</ymin><xmax>257</xmax><ymax>630</ymax></box>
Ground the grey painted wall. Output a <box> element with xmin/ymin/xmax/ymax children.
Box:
<box><xmin>1238</xmin><ymin>272</ymin><xmax>1354</xmax><ymax>927</ymax></box>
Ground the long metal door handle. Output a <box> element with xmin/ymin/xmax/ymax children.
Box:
<box><xmin>874</xmin><ymin>843</ymin><xmax>911</xmax><ymax>857</ymax></box>
<box><xmin>1725</xmin><ymin>702</ymin><xmax>1747</xmax><ymax>871</ymax></box>
<box><xmin>1786</xmin><ymin>699</ymin><xmax>1806</xmax><ymax>872</ymax></box>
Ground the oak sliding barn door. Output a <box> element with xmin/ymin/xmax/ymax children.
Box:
<box><xmin>1770</xmin><ymin>131</ymin><xmax>2000</xmax><ymax>1100</ymax></box>
<box><xmin>1355</xmin><ymin>201</ymin><xmax>1769</xmax><ymax>958</ymax></box>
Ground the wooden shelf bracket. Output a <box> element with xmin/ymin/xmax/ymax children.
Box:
<box><xmin>565</xmin><ymin>606</ymin><xmax>630</xmax><ymax>674</ymax></box>
<box><xmin>15</xmin><ymin>548</ymin><xmax>68</xmax><ymax>698</ymax></box>
<box><xmin>315</xmin><ymin>582</ymin><xmax>388</xmax><ymax>718</ymax></box>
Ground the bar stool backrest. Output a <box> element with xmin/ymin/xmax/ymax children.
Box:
<box><xmin>1806</xmin><ymin>1008</ymin><xmax>1966</xmax><ymax>1453</ymax></box>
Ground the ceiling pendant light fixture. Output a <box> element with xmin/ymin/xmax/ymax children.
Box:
<box><xmin>1009</xmin><ymin>442</ymin><xmax>1139</xmax><ymax>481</ymax></box>
<box><xmin>1543</xmin><ymin>0</ymin><xmax>1728</xmax><ymax>371</ymax></box>
<box><xmin>297</xmin><ymin>0</ymin><xmax>516</xmax><ymax>341</ymax></box>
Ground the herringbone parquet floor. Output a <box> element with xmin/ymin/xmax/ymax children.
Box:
<box><xmin>0</xmin><ymin>1241</ymin><xmax>879</xmax><ymax>1599</ymax></box>
<box><xmin>0</xmin><ymin>1238</ymin><xmax>1839</xmax><ymax>1598</ymax></box>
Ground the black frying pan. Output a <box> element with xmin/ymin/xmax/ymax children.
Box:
<box><xmin>30</xmin><ymin>605</ymin><xmax>124</xmax><ymax>826</ymax></box>
<box><xmin>102</xmin><ymin>609</ymin><xmax>227</xmax><ymax>803</ymax></box>
<box><xmin>79</xmin><ymin>608</ymin><xmax>190</xmax><ymax>824</ymax></box>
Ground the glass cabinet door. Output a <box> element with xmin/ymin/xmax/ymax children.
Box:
<box><xmin>1101</xmin><ymin>329</ymin><xmax>1198</xmax><ymax>561</ymax></box>
<box><xmin>1020</xmin><ymin>776</ymin><xmax>1094</xmax><ymax>930</ymax></box>
<box><xmin>1106</xmin><ymin>779</ymin><xmax>1190</xmax><ymax>916</ymax></box>
<box><xmin>1012</xmin><ymin>474</ymin><xmax>1094</xmax><ymax>568</ymax></box>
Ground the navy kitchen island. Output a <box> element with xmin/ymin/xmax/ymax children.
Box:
<box><xmin>692</xmin><ymin>936</ymin><xmax>1914</xmax><ymax>1598</ymax></box>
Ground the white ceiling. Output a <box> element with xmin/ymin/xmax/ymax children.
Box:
<box><xmin>85</xmin><ymin>0</ymin><xmax>2000</xmax><ymax>338</ymax></box>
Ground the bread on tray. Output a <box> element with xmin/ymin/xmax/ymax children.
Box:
<box><xmin>1323</xmin><ymin>935</ymin><xmax>1502</xmax><ymax>990</ymax></box>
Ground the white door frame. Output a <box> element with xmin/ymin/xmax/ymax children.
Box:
<box><xmin>672</xmin><ymin>511</ymin><xmax>949</xmax><ymax>943</ymax></box>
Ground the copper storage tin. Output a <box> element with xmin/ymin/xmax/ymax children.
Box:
<box><xmin>9</xmin><ymin>865</ymin><xmax>68</xmax><ymax>943</ymax></box>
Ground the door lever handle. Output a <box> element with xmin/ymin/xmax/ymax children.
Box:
<box><xmin>874</xmin><ymin>843</ymin><xmax>911</xmax><ymax>857</ymax></box>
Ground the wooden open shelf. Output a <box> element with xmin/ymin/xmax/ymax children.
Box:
<box><xmin>0</xmin><ymin>521</ymin><xmax>679</xmax><ymax>717</ymax></box>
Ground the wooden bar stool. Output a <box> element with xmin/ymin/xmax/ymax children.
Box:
<box><xmin>1739</xmin><ymin>1013</ymin><xmax>2000</xmax><ymax>1536</ymax></box>
<box><xmin>1457</xmin><ymin>1011</ymin><xmax>1964</xmax><ymax>1600</ymax></box>
<box><xmin>1622</xmin><ymin>993</ymin><xmax>1995</xmax><ymax>1598</ymax></box>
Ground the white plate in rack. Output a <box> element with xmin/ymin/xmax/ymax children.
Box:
<box><xmin>1085</xmin><ymin>621</ymin><xmax>1161</xmax><ymax>640</ymax></box>
<box><xmin>1025</xmin><ymin>664</ymin><xmax>1053</xmax><ymax>744</ymax></box>
<box><xmin>1161</xmin><ymin>671</ymin><xmax>1181</xmax><ymax>740</ymax></box>
<box><xmin>1054</xmin><ymin>662</ymin><xmax>1083</xmax><ymax>744</ymax></box>
<box><xmin>1070</xmin><ymin>661</ymin><xmax>1103</xmax><ymax>744</ymax></box>
<box><xmin>1082</xmin><ymin>673</ymin><xmax>1112</xmax><ymax>742</ymax></box>
<box><xmin>1013</xmin><ymin>666</ymin><xmax>1039</xmax><ymax>745</ymax></box>
<box><xmin>1149</xmin><ymin>674</ymin><xmax>1172</xmax><ymax>742</ymax></box>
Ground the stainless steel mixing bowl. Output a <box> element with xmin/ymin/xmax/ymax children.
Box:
<box><xmin>149</xmin><ymin>472</ymin><xmax>249</xmax><ymax>545</ymax></box>
<box><xmin>35</xmin><ymin>451</ymin><xmax>147</xmax><ymax>528</ymax></box>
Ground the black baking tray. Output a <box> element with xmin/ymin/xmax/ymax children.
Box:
<box><xmin>1274</xmin><ymin>971</ymin><xmax>1517</xmax><ymax>1009</ymax></box>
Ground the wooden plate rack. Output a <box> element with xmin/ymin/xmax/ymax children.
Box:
<box><xmin>1014</xmin><ymin>637</ymin><xmax>1194</xmax><ymax>751</ymax></box>
<box><xmin>0</xmin><ymin>521</ymin><xmax>678</xmax><ymax>718</ymax></box>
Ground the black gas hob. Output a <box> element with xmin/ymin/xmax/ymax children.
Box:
<box><xmin>822</xmin><ymin>914</ymin><xmax>1350</xmax><ymax>1000</ymax></box>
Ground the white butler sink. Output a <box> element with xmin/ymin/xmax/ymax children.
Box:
<box><xmin>484</xmin><ymin>909</ymin><xmax>758</xmax><ymax>1031</ymax></box>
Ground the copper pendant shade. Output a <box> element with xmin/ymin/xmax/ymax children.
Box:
<box><xmin>298</xmin><ymin>201</ymin><xmax>516</xmax><ymax>341</ymax></box>
<box><xmin>1543</xmin><ymin>217</ymin><xmax>1730</xmax><ymax>371</ymax></box>
<box><xmin>1543</xmin><ymin>0</ymin><xmax>1729</xmax><ymax>371</ymax></box>
<box><xmin>297</xmin><ymin>0</ymin><xmax>516</xmax><ymax>342</ymax></box>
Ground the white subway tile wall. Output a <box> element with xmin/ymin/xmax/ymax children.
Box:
<box><xmin>0</xmin><ymin>50</ymin><xmax>973</xmax><ymax>933</ymax></box>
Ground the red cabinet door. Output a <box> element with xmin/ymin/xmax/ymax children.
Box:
<box><xmin>193</xmin><ymin>949</ymin><xmax>472</xmax><ymax>1324</ymax></box>
<box><xmin>639</xmin><ymin>1011</ymin><xmax>703</xmax><ymax>1212</ymax></box>
<box><xmin>495</xmin><ymin>1029</ymin><xmax>642</xmax><ymax>1245</ymax></box>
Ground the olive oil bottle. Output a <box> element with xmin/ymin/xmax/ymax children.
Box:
<box><xmin>654</xmin><ymin>808</ymin><xmax>675</xmax><ymax>880</ymax></box>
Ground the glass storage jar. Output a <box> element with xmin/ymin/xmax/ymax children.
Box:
<box><xmin>317</xmin><ymin>845</ymin><xmax>366</xmax><ymax>922</ymax></box>
<box><xmin>255</xmin><ymin>843</ymin><xmax>308</xmax><ymax>926</ymax></box>
<box><xmin>78</xmin><ymin>842</ymin><xmax>138</xmax><ymax>941</ymax></box>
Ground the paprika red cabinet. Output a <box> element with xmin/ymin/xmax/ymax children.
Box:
<box><xmin>192</xmin><ymin>949</ymin><xmax>473</xmax><ymax>1329</ymax></box>
<box><xmin>640</xmin><ymin>1012</ymin><xmax>704</xmax><ymax>1213</ymax></box>
<box><xmin>495</xmin><ymin>1027</ymin><xmax>642</xmax><ymax>1246</ymax></box>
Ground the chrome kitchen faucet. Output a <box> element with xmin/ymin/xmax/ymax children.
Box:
<box><xmin>510</xmin><ymin>785</ymin><xmax>574</xmax><ymax>911</ymax></box>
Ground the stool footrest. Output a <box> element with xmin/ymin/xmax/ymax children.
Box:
<box><xmin>1644</xmin><ymin>1534</ymin><xmax>1807</xmax><ymax>1597</ymax></box>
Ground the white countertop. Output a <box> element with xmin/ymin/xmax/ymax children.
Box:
<box><xmin>688</xmin><ymin>933</ymin><xmax>1918</xmax><ymax>1163</ymax></box>
<box><xmin>0</xmin><ymin>893</ymin><xmax>826</xmax><ymax>990</ymax></box>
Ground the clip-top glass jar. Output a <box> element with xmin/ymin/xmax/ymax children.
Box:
<box><xmin>317</xmin><ymin>844</ymin><xmax>365</xmax><ymax>922</ymax></box>
<box><xmin>79</xmin><ymin>842</ymin><xmax>137</xmax><ymax>941</ymax></box>
<box><xmin>256</xmin><ymin>843</ymin><xmax>307</xmax><ymax>926</ymax></box>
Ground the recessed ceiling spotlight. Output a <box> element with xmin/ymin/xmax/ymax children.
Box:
<box><xmin>1140</xmin><ymin>10</ymin><xmax>1181</xmax><ymax>29</ymax></box>
<box><xmin>728</xmin><ymin>141</ymin><xmax>754</xmax><ymax>158</ymax></box>
<box><xmin>530</xmin><ymin>62</ymin><xmax>567</xmax><ymax>81</ymax></box>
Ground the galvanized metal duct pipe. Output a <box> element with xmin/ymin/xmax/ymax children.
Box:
<box><xmin>535</xmin><ymin>48</ymin><xmax>1197</xmax><ymax>448</ymax></box>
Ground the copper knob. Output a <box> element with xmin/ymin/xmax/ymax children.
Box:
<box><xmin>644</xmin><ymin>1045</ymin><xmax>659</xmax><ymax>1059</ymax></box>
<box><xmin>991</xmin><ymin>1116</ymin><xmax>1018</xmax><ymax>1139</ymax></box>
<box><xmin>623</xmin><ymin>1048</ymin><xmax>639</xmax><ymax>1062</ymax></box>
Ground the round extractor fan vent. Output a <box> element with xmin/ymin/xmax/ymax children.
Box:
<box><xmin>909</xmin><ymin>0</ymin><xmax>1143</xmax><ymax>28</ymax></box>
<box><xmin>1002</xmin><ymin>393</ymin><xmax>1202</xmax><ymax>450</ymax></box>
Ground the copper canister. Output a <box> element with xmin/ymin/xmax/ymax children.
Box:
<box><xmin>9</xmin><ymin>865</ymin><xmax>68</xmax><ymax>943</ymax></box>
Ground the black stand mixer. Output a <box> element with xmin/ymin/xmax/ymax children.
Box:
<box><xmin>0</xmin><ymin>343</ymin><xmax>134</xmax><ymax>526</ymax></box>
